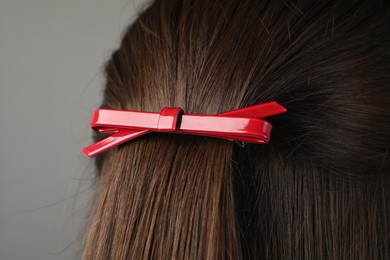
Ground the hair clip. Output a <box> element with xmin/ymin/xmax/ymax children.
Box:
<box><xmin>235</xmin><ymin>140</ymin><xmax>248</xmax><ymax>148</ymax></box>
<box><xmin>82</xmin><ymin>101</ymin><xmax>287</xmax><ymax>157</ymax></box>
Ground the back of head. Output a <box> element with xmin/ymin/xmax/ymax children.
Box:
<box><xmin>82</xmin><ymin>1</ymin><xmax>390</xmax><ymax>259</ymax></box>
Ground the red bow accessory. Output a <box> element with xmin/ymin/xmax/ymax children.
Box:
<box><xmin>82</xmin><ymin>101</ymin><xmax>287</xmax><ymax>157</ymax></box>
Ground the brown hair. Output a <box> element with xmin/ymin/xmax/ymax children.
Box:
<box><xmin>82</xmin><ymin>1</ymin><xmax>390</xmax><ymax>259</ymax></box>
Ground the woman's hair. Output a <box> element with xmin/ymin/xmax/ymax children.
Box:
<box><xmin>82</xmin><ymin>1</ymin><xmax>390</xmax><ymax>259</ymax></box>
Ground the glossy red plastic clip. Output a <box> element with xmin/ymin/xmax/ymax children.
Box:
<box><xmin>82</xmin><ymin>101</ymin><xmax>287</xmax><ymax>157</ymax></box>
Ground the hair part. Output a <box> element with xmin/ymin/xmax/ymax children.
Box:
<box><xmin>82</xmin><ymin>1</ymin><xmax>390</xmax><ymax>259</ymax></box>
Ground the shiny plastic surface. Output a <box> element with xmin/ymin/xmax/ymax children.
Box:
<box><xmin>83</xmin><ymin>101</ymin><xmax>287</xmax><ymax>157</ymax></box>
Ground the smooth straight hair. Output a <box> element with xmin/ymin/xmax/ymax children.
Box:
<box><xmin>82</xmin><ymin>1</ymin><xmax>390</xmax><ymax>259</ymax></box>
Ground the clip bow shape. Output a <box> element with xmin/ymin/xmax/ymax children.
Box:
<box><xmin>83</xmin><ymin>101</ymin><xmax>287</xmax><ymax>157</ymax></box>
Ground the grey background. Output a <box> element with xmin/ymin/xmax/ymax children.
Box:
<box><xmin>0</xmin><ymin>0</ymin><xmax>148</xmax><ymax>259</ymax></box>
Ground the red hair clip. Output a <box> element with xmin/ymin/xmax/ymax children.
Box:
<box><xmin>82</xmin><ymin>101</ymin><xmax>287</xmax><ymax>157</ymax></box>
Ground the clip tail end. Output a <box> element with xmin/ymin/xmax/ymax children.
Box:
<box><xmin>82</xmin><ymin>129</ymin><xmax>151</xmax><ymax>157</ymax></box>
